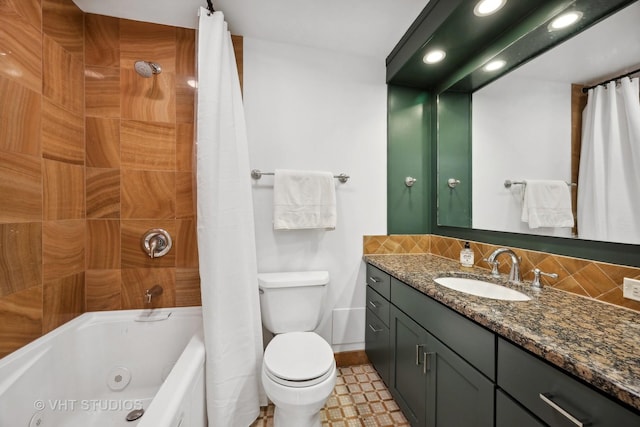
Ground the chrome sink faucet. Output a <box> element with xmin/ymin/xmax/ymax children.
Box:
<box><xmin>486</xmin><ymin>248</ymin><xmax>522</xmax><ymax>284</ymax></box>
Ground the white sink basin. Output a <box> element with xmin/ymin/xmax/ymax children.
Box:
<box><xmin>434</xmin><ymin>277</ymin><xmax>531</xmax><ymax>301</ymax></box>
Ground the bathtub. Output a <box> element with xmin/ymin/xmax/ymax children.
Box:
<box><xmin>0</xmin><ymin>306</ymin><xmax>206</xmax><ymax>427</ymax></box>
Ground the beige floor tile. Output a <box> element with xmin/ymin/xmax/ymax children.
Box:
<box><xmin>250</xmin><ymin>363</ymin><xmax>410</xmax><ymax>427</ymax></box>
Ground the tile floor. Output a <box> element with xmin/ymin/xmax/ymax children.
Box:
<box><xmin>251</xmin><ymin>364</ymin><xmax>410</xmax><ymax>426</ymax></box>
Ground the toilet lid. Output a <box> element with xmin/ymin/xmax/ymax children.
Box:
<box><xmin>264</xmin><ymin>332</ymin><xmax>334</xmax><ymax>385</ymax></box>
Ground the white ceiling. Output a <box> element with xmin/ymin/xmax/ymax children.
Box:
<box><xmin>513</xmin><ymin>1</ymin><xmax>640</xmax><ymax>86</ymax></box>
<box><xmin>71</xmin><ymin>0</ymin><xmax>430</xmax><ymax>60</ymax></box>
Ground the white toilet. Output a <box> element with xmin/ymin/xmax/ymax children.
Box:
<box><xmin>258</xmin><ymin>271</ymin><xmax>336</xmax><ymax>427</ymax></box>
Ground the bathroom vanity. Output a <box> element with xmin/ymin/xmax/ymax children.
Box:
<box><xmin>364</xmin><ymin>254</ymin><xmax>640</xmax><ymax>426</ymax></box>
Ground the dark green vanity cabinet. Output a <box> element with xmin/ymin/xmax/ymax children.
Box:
<box><xmin>364</xmin><ymin>262</ymin><xmax>640</xmax><ymax>426</ymax></box>
<box><xmin>365</xmin><ymin>264</ymin><xmax>495</xmax><ymax>427</ymax></box>
<box><xmin>365</xmin><ymin>265</ymin><xmax>392</xmax><ymax>385</ymax></box>
<box><xmin>498</xmin><ymin>338</ymin><xmax>640</xmax><ymax>426</ymax></box>
<box><xmin>390</xmin><ymin>279</ymin><xmax>494</xmax><ymax>427</ymax></box>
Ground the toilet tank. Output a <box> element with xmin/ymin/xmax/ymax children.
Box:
<box><xmin>258</xmin><ymin>271</ymin><xmax>329</xmax><ymax>334</ymax></box>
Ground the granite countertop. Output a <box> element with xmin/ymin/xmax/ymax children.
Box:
<box><xmin>364</xmin><ymin>253</ymin><xmax>640</xmax><ymax>411</ymax></box>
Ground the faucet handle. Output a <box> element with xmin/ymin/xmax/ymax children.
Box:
<box><xmin>483</xmin><ymin>258</ymin><xmax>501</xmax><ymax>277</ymax></box>
<box><xmin>531</xmin><ymin>268</ymin><xmax>559</xmax><ymax>289</ymax></box>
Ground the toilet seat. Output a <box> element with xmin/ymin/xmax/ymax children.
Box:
<box><xmin>264</xmin><ymin>332</ymin><xmax>335</xmax><ymax>388</ymax></box>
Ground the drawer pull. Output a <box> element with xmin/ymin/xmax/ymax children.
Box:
<box><xmin>415</xmin><ymin>344</ymin><xmax>425</xmax><ymax>365</ymax></box>
<box><xmin>368</xmin><ymin>300</ymin><xmax>378</xmax><ymax>309</ymax></box>
<box><xmin>368</xmin><ymin>324</ymin><xmax>383</xmax><ymax>333</ymax></box>
<box><xmin>423</xmin><ymin>351</ymin><xmax>434</xmax><ymax>374</ymax></box>
<box><xmin>369</xmin><ymin>276</ymin><xmax>382</xmax><ymax>283</ymax></box>
<box><xmin>539</xmin><ymin>393</ymin><xmax>586</xmax><ymax>427</ymax></box>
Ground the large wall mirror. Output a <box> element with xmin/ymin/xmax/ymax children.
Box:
<box><xmin>387</xmin><ymin>0</ymin><xmax>640</xmax><ymax>265</ymax></box>
<box><xmin>471</xmin><ymin>1</ymin><xmax>640</xmax><ymax>245</ymax></box>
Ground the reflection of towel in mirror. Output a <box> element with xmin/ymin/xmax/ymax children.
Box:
<box><xmin>273</xmin><ymin>169</ymin><xmax>337</xmax><ymax>230</ymax></box>
<box><xmin>521</xmin><ymin>180</ymin><xmax>574</xmax><ymax>229</ymax></box>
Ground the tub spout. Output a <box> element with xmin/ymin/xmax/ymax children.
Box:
<box><xmin>145</xmin><ymin>285</ymin><xmax>163</xmax><ymax>304</ymax></box>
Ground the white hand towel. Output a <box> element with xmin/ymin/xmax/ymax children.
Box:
<box><xmin>521</xmin><ymin>180</ymin><xmax>574</xmax><ymax>229</ymax></box>
<box><xmin>273</xmin><ymin>169</ymin><xmax>337</xmax><ymax>230</ymax></box>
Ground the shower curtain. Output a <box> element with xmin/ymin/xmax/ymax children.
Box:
<box><xmin>578</xmin><ymin>77</ymin><xmax>640</xmax><ymax>244</ymax></box>
<box><xmin>195</xmin><ymin>8</ymin><xmax>265</xmax><ymax>426</ymax></box>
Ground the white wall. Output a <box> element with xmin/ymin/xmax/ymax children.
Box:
<box><xmin>243</xmin><ymin>37</ymin><xmax>387</xmax><ymax>351</ymax></box>
<box><xmin>472</xmin><ymin>73</ymin><xmax>573</xmax><ymax>238</ymax></box>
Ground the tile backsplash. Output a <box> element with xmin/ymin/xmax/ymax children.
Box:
<box><xmin>364</xmin><ymin>235</ymin><xmax>640</xmax><ymax>312</ymax></box>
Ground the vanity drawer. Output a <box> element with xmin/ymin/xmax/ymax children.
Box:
<box><xmin>498</xmin><ymin>338</ymin><xmax>640</xmax><ymax>426</ymax></box>
<box><xmin>366</xmin><ymin>264</ymin><xmax>390</xmax><ymax>299</ymax></box>
<box><xmin>365</xmin><ymin>307</ymin><xmax>390</xmax><ymax>384</ymax></box>
<box><xmin>366</xmin><ymin>286</ymin><xmax>390</xmax><ymax>327</ymax></box>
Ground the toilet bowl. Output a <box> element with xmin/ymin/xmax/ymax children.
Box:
<box><xmin>258</xmin><ymin>271</ymin><xmax>335</xmax><ymax>426</ymax></box>
<box><xmin>262</xmin><ymin>331</ymin><xmax>336</xmax><ymax>427</ymax></box>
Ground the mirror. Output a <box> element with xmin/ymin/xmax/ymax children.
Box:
<box><xmin>442</xmin><ymin>1</ymin><xmax>640</xmax><ymax>244</ymax></box>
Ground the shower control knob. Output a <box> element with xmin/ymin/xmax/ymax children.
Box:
<box><xmin>142</xmin><ymin>228</ymin><xmax>172</xmax><ymax>259</ymax></box>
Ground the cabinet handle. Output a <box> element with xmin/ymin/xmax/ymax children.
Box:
<box><xmin>539</xmin><ymin>393</ymin><xmax>586</xmax><ymax>427</ymax></box>
<box><xmin>415</xmin><ymin>344</ymin><xmax>424</xmax><ymax>365</ymax></box>
<box><xmin>368</xmin><ymin>324</ymin><xmax>383</xmax><ymax>333</ymax></box>
<box><xmin>369</xmin><ymin>276</ymin><xmax>381</xmax><ymax>283</ymax></box>
<box><xmin>423</xmin><ymin>352</ymin><xmax>435</xmax><ymax>374</ymax></box>
<box><xmin>368</xmin><ymin>300</ymin><xmax>378</xmax><ymax>309</ymax></box>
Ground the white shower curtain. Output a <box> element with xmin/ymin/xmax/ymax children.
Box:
<box><xmin>578</xmin><ymin>77</ymin><xmax>640</xmax><ymax>244</ymax></box>
<box><xmin>196</xmin><ymin>8</ymin><xmax>265</xmax><ymax>426</ymax></box>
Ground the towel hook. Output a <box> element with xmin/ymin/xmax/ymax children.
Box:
<box><xmin>405</xmin><ymin>177</ymin><xmax>417</xmax><ymax>187</ymax></box>
<box><xmin>447</xmin><ymin>178</ymin><xmax>461</xmax><ymax>189</ymax></box>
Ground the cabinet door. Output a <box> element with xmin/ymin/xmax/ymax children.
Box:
<box><xmin>365</xmin><ymin>307</ymin><xmax>390</xmax><ymax>385</ymax></box>
<box><xmin>496</xmin><ymin>390</ymin><xmax>545</xmax><ymax>427</ymax></box>
<box><xmin>426</xmin><ymin>336</ymin><xmax>494</xmax><ymax>427</ymax></box>
<box><xmin>390</xmin><ymin>306</ymin><xmax>429</xmax><ymax>426</ymax></box>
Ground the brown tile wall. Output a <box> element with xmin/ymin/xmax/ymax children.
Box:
<box><xmin>0</xmin><ymin>1</ymin><xmax>231</xmax><ymax>357</ymax></box>
<box><xmin>82</xmin><ymin>15</ymin><xmax>202</xmax><ymax>314</ymax></box>
<box><xmin>364</xmin><ymin>235</ymin><xmax>640</xmax><ymax>312</ymax></box>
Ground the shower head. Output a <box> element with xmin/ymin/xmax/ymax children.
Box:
<box><xmin>134</xmin><ymin>61</ymin><xmax>162</xmax><ymax>78</ymax></box>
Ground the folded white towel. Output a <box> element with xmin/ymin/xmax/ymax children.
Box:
<box><xmin>521</xmin><ymin>180</ymin><xmax>574</xmax><ymax>229</ymax></box>
<box><xmin>273</xmin><ymin>169</ymin><xmax>337</xmax><ymax>230</ymax></box>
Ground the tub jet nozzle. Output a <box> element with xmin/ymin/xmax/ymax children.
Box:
<box><xmin>126</xmin><ymin>408</ymin><xmax>144</xmax><ymax>422</ymax></box>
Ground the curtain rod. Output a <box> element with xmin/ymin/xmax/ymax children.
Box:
<box><xmin>581</xmin><ymin>66</ymin><xmax>640</xmax><ymax>93</ymax></box>
<box><xmin>206</xmin><ymin>0</ymin><xmax>215</xmax><ymax>14</ymax></box>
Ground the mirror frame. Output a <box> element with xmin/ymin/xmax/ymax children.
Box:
<box><xmin>387</xmin><ymin>0</ymin><xmax>640</xmax><ymax>267</ymax></box>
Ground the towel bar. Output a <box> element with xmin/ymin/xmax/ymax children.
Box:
<box><xmin>504</xmin><ymin>179</ymin><xmax>576</xmax><ymax>189</ymax></box>
<box><xmin>251</xmin><ymin>169</ymin><xmax>350</xmax><ymax>183</ymax></box>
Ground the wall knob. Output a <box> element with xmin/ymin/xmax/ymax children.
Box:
<box><xmin>405</xmin><ymin>177</ymin><xmax>417</xmax><ymax>187</ymax></box>
<box><xmin>447</xmin><ymin>178</ymin><xmax>461</xmax><ymax>189</ymax></box>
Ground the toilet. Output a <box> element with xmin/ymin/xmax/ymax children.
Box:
<box><xmin>258</xmin><ymin>271</ymin><xmax>336</xmax><ymax>427</ymax></box>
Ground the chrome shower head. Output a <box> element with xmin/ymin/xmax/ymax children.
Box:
<box><xmin>134</xmin><ymin>61</ymin><xmax>162</xmax><ymax>78</ymax></box>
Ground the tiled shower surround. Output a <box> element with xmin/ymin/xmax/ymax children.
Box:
<box><xmin>364</xmin><ymin>235</ymin><xmax>640</xmax><ymax>312</ymax></box>
<box><xmin>0</xmin><ymin>0</ymin><xmax>204</xmax><ymax>357</ymax></box>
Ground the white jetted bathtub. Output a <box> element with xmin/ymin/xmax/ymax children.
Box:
<box><xmin>0</xmin><ymin>307</ymin><xmax>206</xmax><ymax>427</ymax></box>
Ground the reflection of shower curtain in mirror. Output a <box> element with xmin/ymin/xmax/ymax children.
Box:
<box><xmin>578</xmin><ymin>77</ymin><xmax>640</xmax><ymax>244</ymax></box>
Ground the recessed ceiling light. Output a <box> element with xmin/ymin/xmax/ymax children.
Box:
<box><xmin>548</xmin><ymin>11</ymin><xmax>583</xmax><ymax>31</ymax></box>
<box><xmin>474</xmin><ymin>0</ymin><xmax>507</xmax><ymax>17</ymax></box>
<box><xmin>483</xmin><ymin>59</ymin><xmax>506</xmax><ymax>72</ymax></box>
<box><xmin>423</xmin><ymin>49</ymin><xmax>446</xmax><ymax>64</ymax></box>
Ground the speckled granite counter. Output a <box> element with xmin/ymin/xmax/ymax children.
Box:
<box><xmin>364</xmin><ymin>253</ymin><xmax>640</xmax><ymax>412</ymax></box>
